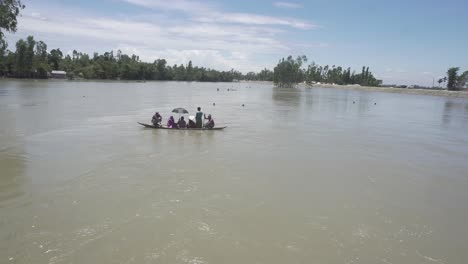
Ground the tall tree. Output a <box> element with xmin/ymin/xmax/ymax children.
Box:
<box><xmin>0</xmin><ymin>0</ymin><xmax>25</xmax><ymax>51</ymax></box>
<box><xmin>34</xmin><ymin>40</ymin><xmax>49</xmax><ymax>78</ymax></box>
<box><xmin>14</xmin><ymin>38</ymin><xmax>26</xmax><ymax>77</ymax></box>
<box><xmin>48</xmin><ymin>48</ymin><xmax>63</xmax><ymax>70</ymax></box>
<box><xmin>186</xmin><ymin>60</ymin><xmax>193</xmax><ymax>81</ymax></box>
<box><xmin>438</xmin><ymin>78</ymin><xmax>443</xmax><ymax>87</ymax></box>
<box><xmin>303</xmin><ymin>62</ymin><xmax>380</xmax><ymax>87</ymax></box>
<box><xmin>447</xmin><ymin>67</ymin><xmax>459</xmax><ymax>91</ymax></box>
<box><xmin>458</xmin><ymin>71</ymin><xmax>468</xmax><ymax>89</ymax></box>
<box><xmin>273</xmin><ymin>55</ymin><xmax>307</xmax><ymax>87</ymax></box>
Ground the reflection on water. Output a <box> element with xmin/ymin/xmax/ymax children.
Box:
<box><xmin>0</xmin><ymin>105</ymin><xmax>28</xmax><ymax>207</ymax></box>
<box><xmin>271</xmin><ymin>87</ymin><xmax>302</xmax><ymax>123</ymax></box>
<box><xmin>0</xmin><ymin>149</ymin><xmax>27</xmax><ymax>206</ymax></box>
<box><xmin>440</xmin><ymin>99</ymin><xmax>468</xmax><ymax>129</ymax></box>
<box><xmin>0</xmin><ymin>126</ymin><xmax>30</xmax><ymax>263</ymax></box>
<box><xmin>0</xmin><ymin>80</ymin><xmax>468</xmax><ymax>264</ymax></box>
<box><xmin>442</xmin><ymin>101</ymin><xmax>455</xmax><ymax>125</ymax></box>
<box><xmin>272</xmin><ymin>87</ymin><xmax>301</xmax><ymax>106</ymax></box>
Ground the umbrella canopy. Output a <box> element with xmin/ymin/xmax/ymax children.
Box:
<box><xmin>172</xmin><ymin>107</ymin><xmax>189</xmax><ymax>114</ymax></box>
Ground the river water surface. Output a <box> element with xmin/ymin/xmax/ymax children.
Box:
<box><xmin>1</xmin><ymin>80</ymin><xmax>468</xmax><ymax>264</ymax></box>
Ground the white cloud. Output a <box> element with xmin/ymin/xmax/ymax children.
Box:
<box><xmin>122</xmin><ymin>0</ymin><xmax>215</xmax><ymax>13</ymax></box>
<box><xmin>385</xmin><ymin>68</ymin><xmax>406</xmax><ymax>73</ymax></box>
<box><xmin>30</xmin><ymin>12</ymin><xmax>46</xmax><ymax>20</ymax></box>
<box><xmin>293</xmin><ymin>43</ymin><xmax>330</xmax><ymax>48</ymax></box>
<box><xmin>8</xmin><ymin>1</ymin><xmax>321</xmax><ymax>73</ymax></box>
<box><xmin>273</xmin><ymin>2</ymin><xmax>303</xmax><ymax>9</ymax></box>
<box><xmin>13</xmin><ymin>9</ymin><xmax>298</xmax><ymax>72</ymax></box>
<box><xmin>122</xmin><ymin>0</ymin><xmax>316</xmax><ymax>29</ymax></box>
<box><xmin>18</xmin><ymin>13</ymin><xmax>288</xmax><ymax>53</ymax></box>
<box><xmin>116</xmin><ymin>46</ymin><xmax>262</xmax><ymax>71</ymax></box>
<box><xmin>194</xmin><ymin>12</ymin><xmax>316</xmax><ymax>29</ymax></box>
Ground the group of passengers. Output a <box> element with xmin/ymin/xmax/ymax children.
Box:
<box><xmin>151</xmin><ymin>107</ymin><xmax>215</xmax><ymax>129</ymax></box>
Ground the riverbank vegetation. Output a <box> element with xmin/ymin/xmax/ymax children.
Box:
<box><xmin>1</xmin><ymin>34</ymin><xmax>466</xmax><ymax>89</ymax></box>
<box><xmin>0</xmin><ymin>36</ymin><xmax>243</xmax><ymax>82</ymax></box>
<box><xmin>1</xmin><ymin>2</ymin><xmax>466</xmax><ymax>88</ymax></box>
<box><xmin>445</xmin><ymin>67</ymin><xmax>468</xmax><ymax>91</ymax></box>
<box><xmin>0</xmin><ymin>0</ymin><xmax>24</xmax><ymax>53</ymax></box>
<box><xmin>273</xmin><ymin>55</ymin><xmax>382</xmax><ymax>87</ymax></box>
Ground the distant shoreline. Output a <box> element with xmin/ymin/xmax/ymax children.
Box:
<box><xmin>2</xmin><ymin>78</ymin><xmax>467</xmax><ymax>99</ymax></box>
<box><xmin>0</xmin><ymin>77</ymin><xmax>237</xmax><ymax>83</ymax></box>
<box><xmin>307</xmin><ymin>83</ymin><xmax>468</xmax><ymax>99</ymax></box>
<box><xmin>243</xmin><ymin>80</ymin><xmax>468</xmax><ymax>99</ymax></box>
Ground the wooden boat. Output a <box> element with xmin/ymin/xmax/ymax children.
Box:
<box><xmin>138</xmin><ymin>122</ymin><xmax>227</xmax><ymax>130</ymax></box>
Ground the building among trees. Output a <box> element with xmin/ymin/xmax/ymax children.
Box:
<box><xmin>50</xmin><ymin>70</ymin><xmax>67</xmax><ymax>79</ymax></box>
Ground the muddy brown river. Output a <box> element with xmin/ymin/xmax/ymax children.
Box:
<box><xmin>1</xmin><ymin>80</ymin><xmax>468</xmax><ymax>264</ymax></box>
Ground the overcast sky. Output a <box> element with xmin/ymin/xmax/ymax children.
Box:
<box><xmin>6</xmin><ymin>0</ymin><xmax>468</xmax><ymax>86</ymax></box>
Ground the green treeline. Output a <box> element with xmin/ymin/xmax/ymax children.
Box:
<box><xmin>5</xmin><ymin>35</ymin><xmax>462</xmax><ymax>90</ymax></box>
<box><xmin>0</xmin><ymin>35</ymin><xmax>243</xmax><ymax>82</ymax></box>
<box><xmin>243</xmin><ymin>69</ymin><xmax>274</xmax><ymax>82</ymax></box>
<box><xmin>2</xmin><ymin>2</ymin><xmax>467</xmax><ymax>89</ymax></box>
<box><xmin>0</xmin><ymin>35</ymin><xmax>383</xmax><ymax>86</ymax></box>
<box><xmin>444</xmin><ymin>67</ymin><xmax>468</xmax><ymax>91</ymax></box>
<box><xmin>273</xmin><ymin>55</ymin><xmax>382</xmax><ymax>87</ymax></box>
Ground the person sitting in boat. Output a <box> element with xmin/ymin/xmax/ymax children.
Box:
<box><xmin>187</xmin><ymin>116</ymin><xmax>196</xmax><ymax>129</ymax></box>
<box><xmin>167</xmin><ymin>116</ymin><xmax>177</xmax><ymax>128</ymax></box>
<box><xmin>204</xmin><ymin>114</ymin><xmax>215</xmax><ymax>129</ymax></box>
<box><xmin>151</xmin><ymin>112</ymin><xmax>162</xmax><ymax>127</ymax></box>
<box><xmin>177</xmin><ymin>116</ymin><xmax>187</xmax><ymax>128</ymax></box>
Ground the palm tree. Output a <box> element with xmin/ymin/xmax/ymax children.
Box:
<box><xmin>438</xmin><ymin>78</ymin><xmax>443</xmax><ymax>87</ymax></box>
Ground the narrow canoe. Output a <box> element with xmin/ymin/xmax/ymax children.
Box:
<box><xmin>138</xmin><ymin>122</ymin><xmax>227</xmax><ymax>130</ymax></box>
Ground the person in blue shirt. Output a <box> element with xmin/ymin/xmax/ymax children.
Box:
<box><xmin>195</xmin><ymin>107</ymin><xmax>203</xmax><ymax>128</ymax></box>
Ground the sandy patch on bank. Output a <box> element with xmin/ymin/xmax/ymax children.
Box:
<box><xmin>308</xmin><ymin>83</ymin><xmax>468</xmax><ymax>99</ymax></box>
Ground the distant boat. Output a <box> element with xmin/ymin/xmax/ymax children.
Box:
<box><xmin>138</xmin><ymin>122</ymin><xmax>227</xmax><ymax>130</ymax></box>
